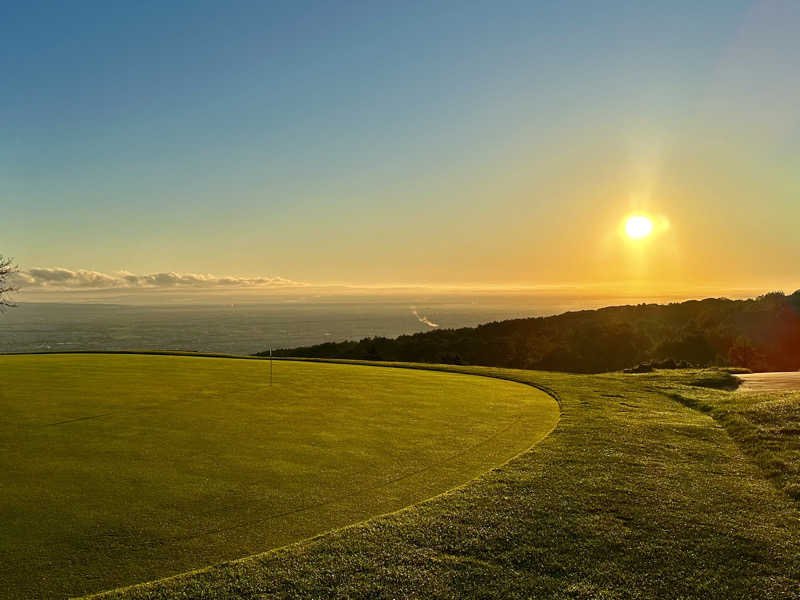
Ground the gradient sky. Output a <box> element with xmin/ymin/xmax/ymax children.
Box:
<box><xmin>2</xmin><ymin>1</ymin><xmax>798</xmax><ymax>295</ymax></box>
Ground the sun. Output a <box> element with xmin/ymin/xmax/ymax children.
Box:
<box><xmin>625</xmin><ymin>215</ymin><xmax>653</xmax><ymax>239</ymax></box>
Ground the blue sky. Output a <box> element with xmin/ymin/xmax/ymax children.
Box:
<box><xmin>2</xmin><ymin>1</ymin><xmax>798</xmax><ymax>295</ymax></box>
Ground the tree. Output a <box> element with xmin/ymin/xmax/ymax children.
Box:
<box><xmin>0</xmin><ymin>255</ymin><xmax>18</xmax><ymax>310</ymax></box>
<box><xmin>727</xmin><ymin>336</ymin><xmax>766</xmax><ymax>371</ymax></box>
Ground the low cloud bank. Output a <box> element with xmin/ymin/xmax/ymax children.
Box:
<box><xmin>12</xmin><ymin>268</ymin><xmax>302</xmax><ymax>290</ymax></box>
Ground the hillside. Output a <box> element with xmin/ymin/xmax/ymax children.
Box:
<box><xmin>267</xmin><ymin>291</ymin><xmax>800</xmax><ymax>373</ymax></box>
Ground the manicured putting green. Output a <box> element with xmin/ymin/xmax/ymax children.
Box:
<box><xmin>0</xmin><ymin>354</ymin><xmax>558</xmax><ymax>599</ymax></box>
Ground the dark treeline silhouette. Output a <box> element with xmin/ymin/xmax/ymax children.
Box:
<box><xmin>262</xmin><ymin>291</ymin><xmax>800</xmax><ymax>373</ymax></box>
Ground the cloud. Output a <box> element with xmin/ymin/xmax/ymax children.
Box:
<box><xmin>24</xmin><ymin>268</ymin><xmax>119</xmax><ymax>288</ymax></box>
<box><xmin>12</xmin><ymin>268</ymin><xmax>303</xmax><ymax>290</ymax></box>
<box><xmin>411</xmin><ymin>308</ymin><xmax>439</xmax><ymax>328</ymax></box>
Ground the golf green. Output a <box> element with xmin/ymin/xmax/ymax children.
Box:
<box><xmin>0</xmin><ymin>354</ymin><xmax>558</xmax><ymax>599</ymax></box>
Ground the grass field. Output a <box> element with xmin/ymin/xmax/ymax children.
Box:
<box><xmin>86</xmin><ymin>363</ymin><xmax>800</xmax><ymax>600</ymax></box>
<box><xmin>0</xmin><ymin>354</ymin><xmax>558</xmax><ymax>599</ymax></box>
<box><xmin>665</xmin><ymin>371</ymin><xmax>800</xmax><ymax>501</ymax></box>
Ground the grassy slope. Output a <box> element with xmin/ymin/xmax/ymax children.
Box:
<box><xmin>663</xmin><ymin>371</ymin><xmax>800</xmax><ymax>501</ymax></box>
<box><xmin>0</xmin><ymin>355</ymin><xmax>557</xmax><ymax>599</ymax></box>
<box><xmin>90</xmin><ymin>364</ymin><xmax>800</xmax><ymax>600</ymax></box>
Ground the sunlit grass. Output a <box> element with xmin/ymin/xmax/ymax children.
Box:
<box><xmin>661</xmin><ymin>370</ymin><xmax>800</xmax><ymax>501</ymax></box>
<box><xmin>0</xmin><ymin>354</ymin><xmax>557</xmax><ymax>599</ymax></box>
<box><xmin>87</xmin><ymin>362</ymin><xmax>800</xmax><ymax>600</ymax></box>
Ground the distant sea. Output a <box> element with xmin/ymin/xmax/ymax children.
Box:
<box><xmin>0</xmin><ymin>294</ymin><xmax>706</xmax><ymax>355</ymax></box>
<box><xmin>0</xmin><ymin>301</ymin><xmax>535</xmax><ymax>355</ymax></box>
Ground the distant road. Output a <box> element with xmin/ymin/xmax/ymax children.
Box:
<box><xmin>736</xmin><ymin>372</ymin><xmax>800</xmax><ymax>391</ymax></box>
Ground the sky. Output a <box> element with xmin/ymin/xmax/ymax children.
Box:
<box><xmin>2</xmin><ymin>1</ymin><xmax>799</xmax><ymax>300</ymax></box>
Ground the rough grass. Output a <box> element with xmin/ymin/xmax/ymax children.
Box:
<box><xmin>0</xmin><ymin>354</ymin><xmax>557</xmax><ymax>599</ymax></box>
<box><xmin>665</xmin><ymin>369</ymin><xmax>800</xmax><ymax>501</ymax></box>
<box><xmin>87</xmin><ymin>363</ymin><xmax>800</xmax><ymax>600</ymax></box>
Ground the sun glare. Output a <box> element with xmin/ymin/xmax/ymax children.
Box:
<box><xmin>625</xmin><ymin>215</ymin><xmax>653</xmax><ymax>240</ymax></box>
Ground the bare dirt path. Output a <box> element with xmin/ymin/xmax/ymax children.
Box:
<box><xmin>736</xmin><ymin>371</ymin><xmax>800</xmax><ymax>391</ymax></box>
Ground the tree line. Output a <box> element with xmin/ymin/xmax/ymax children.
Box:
<box><xmin>262</xmin><ymin>291</ymin><xmax>800</xmax><ymax>373</ymax></box>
